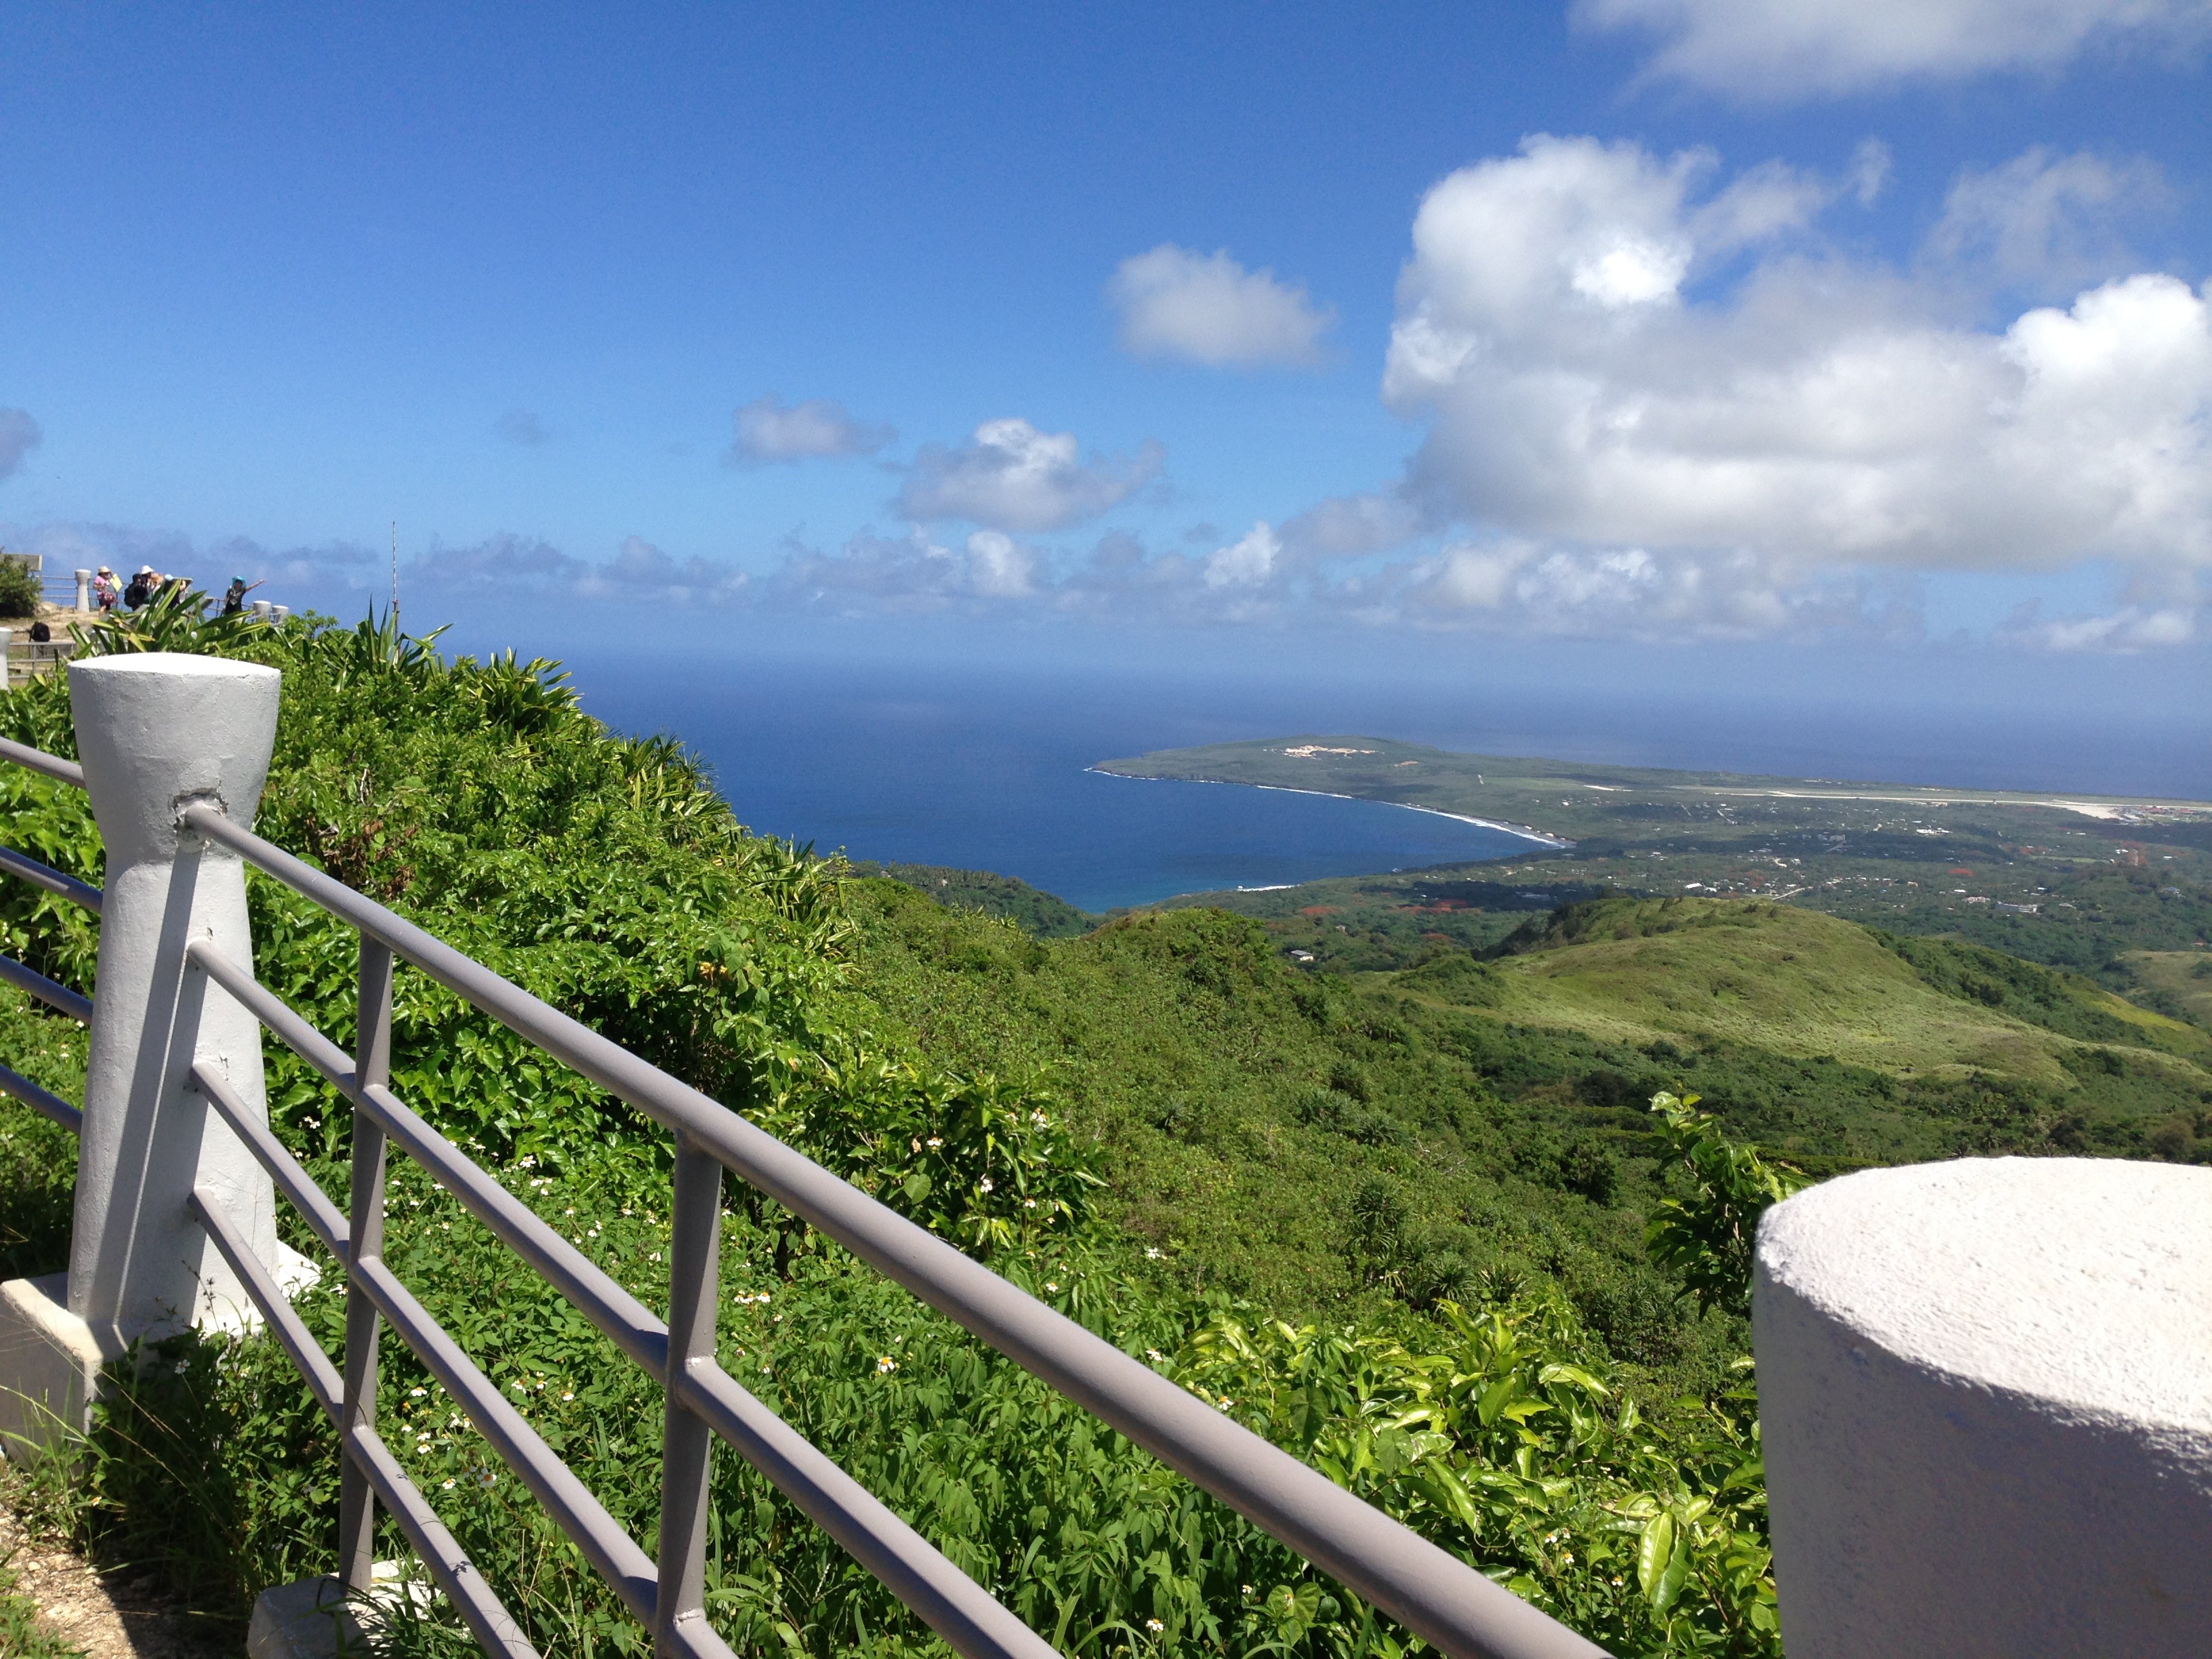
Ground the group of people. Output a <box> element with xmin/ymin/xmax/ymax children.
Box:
<box><xmin>88</xmin><ymin>565</ymin><xmax>265</xmax><ymax>616</ymax></box>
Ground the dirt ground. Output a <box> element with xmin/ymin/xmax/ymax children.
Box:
<box><xmin>0</xmin><ymin>1500</ymin><xmax>222</xmax><ymax>1658</ymax></box>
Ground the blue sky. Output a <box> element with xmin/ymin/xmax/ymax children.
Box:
<box><xmin>2</xmin><ymin>1</ymin><xmax>2209</xmax><ymax>679</ymax></box>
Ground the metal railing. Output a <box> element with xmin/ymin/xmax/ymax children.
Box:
<box><xmin>0</xmin><ymin>726</ymin><xmax>1604</xmax><ymax>1659</ymax></box>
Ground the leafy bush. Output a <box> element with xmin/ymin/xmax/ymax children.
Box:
<box><xmin>0</xmin><ymin>556</ymin><xmax>41</xmax><ymax>620</ymax></box>
<box><xmin>1643</xmin><ymin>1095</ymin><xmax>1811</xmax><ymax>1319</ymax></box>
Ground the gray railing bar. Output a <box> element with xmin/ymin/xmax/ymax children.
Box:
<box><xmin>0</xmin><ymin>954</ymin><xmax>94</xmax><ymax>1025</ymax></box>
<box><xmin>0</xmin><ymin>1062</ymin><xmax>83</xmax><ymax>1134</ymax></box>
<box><xmin>190</xmin><ymin>1186</ymin><xmax>541</xmax><ymax>1659</ymax></box>
<box><xmin>184</xmin><ymin>936</ymin><xmax>356</xmax><ymax>1078</ymax></box>
<box><xmin>656</xmin><ymin>1138</ymin><xmax>720</xmax><ymax>1657</ymax></box>
<box><xmin>184</xmin><ymin>936</ymin><xmax>673</xmax><ymax>1376</ymax></box>
<box><xmin>181</xmin><ymin>945</ymin><xmax>661</xmax><ymax>1620</ymax></box>
<box><xmin>340</xmin><ymin>935</ymin><xmax>394</xmax><ymax>1599</ymax></box>
<box><xmin>350</xmin><ymin>1252</ymin><xmax>661</xmax><ymax>1623</ymax></box>
<box><xmin>191</xmin><ymin>1186</ymin><xmax>342</xmax><ymax>1412</ymax></box>
<box><xmin>356</xmin><ymin>1080</ymin><xmax>671</xmax><ymax>1374</ymax></box>
<box><xmin>0</xmin><ymin>737</ymin><xmax>85</xmax><ymax>790</ymax></box>
<box><xmin>0</xmin><ymin>846</ymin><xmax>103</xmax><ymax>914</ymax></box>
<box><xmin>180</xmin><ymin>945</ymin><xmax>1051</xmax><ymax>1658</ymax></box>
<box><xmin>677</xmin><ymin>1359</ymin><xmax>1061</xmax><ymax>1659</ymax></box>
<box><xmin>182</xmin><ymin>802</ymin><xmax>1603</xmax><ymax>1659</ymax></box>
<box><xmin>188</xmin><ymin>1059</ymin><xmax>348</xmax><ymax>1258</ymax></box>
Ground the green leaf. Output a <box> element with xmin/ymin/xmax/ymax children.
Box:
<box><xmin>1637</xmin><ymin>1511</ymin><xmax>1677</xmax><ymax>1601</ymax></box>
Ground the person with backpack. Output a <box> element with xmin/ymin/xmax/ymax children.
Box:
<box><xmin>123</xmin><ymin>566</ymin><xmax>155</xmax><ymax>609</ymax></box>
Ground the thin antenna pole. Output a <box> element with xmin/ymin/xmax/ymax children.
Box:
<box><xmin>390</xmin><ymin>521</ymin><xmax>400</xmax><ymax>632</ymax></box>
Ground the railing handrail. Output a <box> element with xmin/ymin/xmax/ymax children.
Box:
<box><xmin>0</xmin><ymin>727</ymin><xmax>1605</xmax><ymax>1659</ymax></box>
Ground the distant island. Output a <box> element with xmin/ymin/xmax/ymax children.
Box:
<box><xmin>1092</xmin><ymin>735</ymin><xmax>2212</xmax><ymax>861</ymax></box>
<box><xmin>1090</xmin><ymin>735</ymin><xmax>2212</xmax><ymax>1002</ymax></box>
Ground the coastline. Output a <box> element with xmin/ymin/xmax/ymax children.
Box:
<box><xmin>1084</xmin><ymin>767</ymin><xmax>1576</xmax><ymax>851</ymax></box>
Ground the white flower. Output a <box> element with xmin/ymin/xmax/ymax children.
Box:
<box><xmin>1023</xmin><ymin>1198</ymin><xmax>1037</xmax><ymax>1209</ymax></box>
<box><xmin>876</xmin><ymin>1356</ymin><xmax>898</xmax><ymax>1373</ymax></box>
<box><xmin>442</xmin><ymin>1478</ymin><xmax>455</xmax><ymax>1490</ymax></box>
<box><xmin>1147</xmin><ymin>1349</ymin><xmax>1167</xmax><ymax>1364</ymax></box>
<box><xmin>979</xmin><ymin>1177</ymin><xmax>994</xmax><ymax>1193</ymax></box>
<box><xmin>1146</xmin><ymin>1619</ymin><xmax>1164</xmax><ymax>1634</ymax></box>
<box><xmin>518</xmin><ymin>1155</ymin><xmax>535</xmax><ymax>1168</ymax></box>
<box><xmin>409</xmin><ymin>1387</ymin><xmax>426</xmax><ymax>1398</ymax></box>
<box><xmin>562</xmin><ymin>1391</ymin><xmax>574</xmax><ymax>1401</ymax></box>
<box><xmin>1145</xmin><ymin>1247</ymin><xmax>1163</xmax><ymax>1260</ymax></box>
<box><xmin>1046</xmin><ymin>1282</ymin><xmax>1059</xmax><ymax>1292</ymax></box>
<box><xmin>926</xmin><ymin>1137</ymin><xmax>943</xmax><ymax>1149</ymax></box>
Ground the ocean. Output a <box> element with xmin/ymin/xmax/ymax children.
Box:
<box><xmin>552</xmin><ymin>642</ymin><xmax>2212</xmax><ymax>914</ymax></box>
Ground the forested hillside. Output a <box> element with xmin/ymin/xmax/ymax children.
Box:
<box><xmin>0</xmin><ymin>605</ymin><xmax>2198</xmax><ymax>1657</ymax></box>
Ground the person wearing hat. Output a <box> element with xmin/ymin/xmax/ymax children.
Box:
<box><xmin>222</xmin><ymin>574</ymin><xmax>263</xmax><ymax>615</ymax></box>
<box><xmin>90</xmin><ymin>565</ymin><xmax>119</xmax><ymax>613</ymax></box>
<box><xmin>123</xmin><ymin>566</ymin><xmax>155</xmax><ymax>610</ymax></box>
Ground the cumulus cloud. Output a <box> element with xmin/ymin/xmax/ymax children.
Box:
<box><xmin>494</xmin><ymin>409</ymin><xmax>552</xmax><ymax>447</ymax></box>
<box><xmin>1384</xmin><ymin>136</ymin><xmax>2212</xmax><ymax>592</ymax></box>
<box><xmin>1204</xmin><ymin>523</ymin><xmax>1282</xmax><ymax>589</ymax></box>
<box><xmin>1576</xmin><ymin>0</ymin><xmax>2212</xmax><ymax>99</ymax></box>
<box><xmin>1108</xmin><ymin>245</ymin><xmax>1335</xmax><ymax>367</ymax></box>
<box><xmin>0</xmin><ymin>409</ymin><xmax>43</xmax><ymax>481</ymax></box>
<box><xmin>765</xmin><ymin>527</ymin><xmax>1048</xmax><ymax>611</ymax></box>
<box><xmin>897</xmin><ymin>418</ymin><xmax>1163</xmax><ymax>532</ymax></box>
<box><xmin>1381</xmin><ymin>540</ymin><xmax>1919</xmax><ymax>641</ymax></box>
<box><xmin>729</xmin><ymin>394</ymin><xmax>895</xmax><ymax>465</ymax></box>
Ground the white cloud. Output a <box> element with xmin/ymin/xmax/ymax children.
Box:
<box><xmin>1385</xmin><ymin>136</ymin><xmax>2212</xmax><ymax>587</ymax></box>
<box><xmin>1577</xmin><ymin>0</ymin><xmax>2212</xmax><ymax>99</ymax></box>
<box><xmin>898</xmin><ymin>417</ymin><xmax>1162</xmax><ymax>532</ymax></box>
<box><xmin>1204</xmin><ymin>523</ymin><xmax>1282</xmax><ymax>589</ymax></box>
<box><xmin>1927</xmin><ymin>148</ymin><xmax>2169</xmax><ymax>288</ymax></box>
<box><xmin>1109</xmin><ymin>245</ymin><xmax>1334</xmax><ymax>367</ymax></box>
<box><xmin>1385</xmin><ymin>539</ymin><xmax>1914</xmax><ymax>640</ymax></box>
<box><xmin>764</xmin><ymin>526</ymin><xmax>1047</xmax><ymax>611</ymax></box>
<box><xmin>0</xmin><ymin>409</ymin><xmax>42</xmax><ymax>481</ymax></box>
<box><xmin>730</xmin><ymin>394</ymin><xmax>895</xmax><ymax>465</ymax></box>
<box><xmin>1995</xmin><ymin>599</ymin><xmax>2199</xmax><ymax>651</ymax></box>
<box><xmin>964</xmin><ymin>530</ymin><xmax>1036</xmax><ymax>598</ymax></box>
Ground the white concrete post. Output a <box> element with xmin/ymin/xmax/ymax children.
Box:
<box><xmin>271</xmin><ymin>605</ymin><xmax>289</xmax><ymax>622</ymax></box>
<box><xmin>250</xmin><ymin>600</ymin><xmax>273</xmax><ymax>622</ymax></box>
<box><xmin>74</xmin><ymin>569</ymin><xmax>91</xmax><ymax>613</ymax></box>
<box><xmin>67</xmin><ymin>653</ymin><xmax>285</xmax><ymax>1342</ymax></box>
<box><xmin>0</xmin><ymin>629</ymin><xmax>12</xmax><ymax>693</ymax></box>
<box><xmin>1754</xmin><ymin>1156</ymin><xmax>2212</xmax><ymax>1659</ymax></box>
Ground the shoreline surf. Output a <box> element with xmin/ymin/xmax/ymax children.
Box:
<box><xmin>1084</xmin><ymin>767</ymin><xmax>1574</xmax><ymax>851</ymax></box>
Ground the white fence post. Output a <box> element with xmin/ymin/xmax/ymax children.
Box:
<box><xmin>66</xmin><ymin>653</ymin><xmax>285</xmax><ymax>1342</ymax></box>
<box><xmin>74</xmin><ymin>569</ymin><xmax>91</xmax><ymax>613</ymax></box>
<box><xmin>1753</xmin><ymin>1155</ymin><xmax>2212</xmax><ymax>1658</ymax></box>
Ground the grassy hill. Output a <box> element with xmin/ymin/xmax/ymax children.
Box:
<box><xmin>1456</xmin><ymin>898</ymin><xmax>2212</xmax><ymax>1086</ymax></box>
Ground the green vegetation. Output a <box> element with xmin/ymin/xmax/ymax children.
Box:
<box><xmin>0</xmin><ymin>602</ymin><xmax>2197</xmax><ymax>1656</ymax></box>
<box><xmin>0</xmin><ymin>555</ymin><xmax>43</xmax><ymax>622</ymax></box>
<box><xmin>849</xmin><ymin>861</ymin><xmax>1101</xmax><ymax>939</ymax></box>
